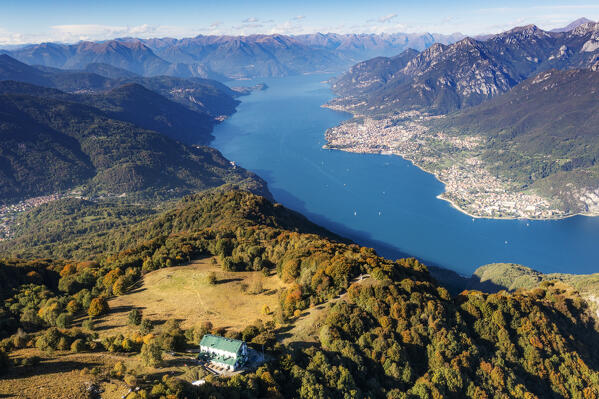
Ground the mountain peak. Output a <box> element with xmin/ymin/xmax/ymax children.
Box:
<box><xmin>550</xmin><ymin>17</ymin><xmax>594</xmax><ymax>33</ymax></box>
<box><xmin>455</xmin><ymin>36</ymin><xmax>481</xmax><ymax>48</ymax></box>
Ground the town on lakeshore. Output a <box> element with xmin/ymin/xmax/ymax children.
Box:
<box><xmin>323</xmin><ymin>111</ymin><xmax>599</xmax><ymax>220</ymax></box>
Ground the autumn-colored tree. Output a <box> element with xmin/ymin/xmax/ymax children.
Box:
<box><xmin>112</xmin><ymin>276</ymin><xmax>128</xmax><ymax>295</ymax></box>
<box><xmin>88</xmin><ymin>297</ymin><xmax>109</xmax><ymax>318</ymax></box>
<box><xmin>66</xmin><ymin>299</ymin><xmax>81</xmax><ymax>314</ymax></box>
<box><xmin>102</xmin><ymin>269</ymin><xmax>122</xmax><ymax>291</ymax></box>
<box><xmin>140</xmin><ymin>342</ymin><xmax>162</xmax><ymax>367</ymax></box>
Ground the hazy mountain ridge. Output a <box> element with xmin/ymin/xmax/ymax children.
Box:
<box><xmin>3</xmin><ymin>31</ymin><xmax>464</xmax><ymax>80</ymax></box>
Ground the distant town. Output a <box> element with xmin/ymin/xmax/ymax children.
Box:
<box><xmin>323</xmin><ymin>112</ymin><xmax>591</xmax><ymax>220</ymax></box>
<box><xmin>0</xmin><ymin>190</ymin><xmax>126</xmax><ymax>241</ymax></box>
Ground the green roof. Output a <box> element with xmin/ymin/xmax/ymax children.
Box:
<box><xmin>211</xmin><ymin>354</ymin><xmax>237</xmax><ymax>367</ymax></box>
<box><xmin>199</xmin><ymin>334</ymin><xmax>244</xmax><ymax>354</ymax></box>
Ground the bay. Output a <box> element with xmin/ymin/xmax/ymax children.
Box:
<box><xmin>212</xmin><ymin>74</ymin><xmax>599</xmax><ymax>276</ymax></box>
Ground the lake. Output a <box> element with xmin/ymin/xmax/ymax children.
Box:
<box><xmin>212</xmin><ymin>74</ymin><xmax>599</xmax><ymax>276</ymax></box>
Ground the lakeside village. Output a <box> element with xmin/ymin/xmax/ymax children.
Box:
<box><xmin>323</xmin><ymin>113</ymin><xmax>567</xmax><ymax>219</ymax></box>
<box><xmin>0</xmin><ymin>190</ymin><xmax>127</xmax><ymax>241</ymax></box>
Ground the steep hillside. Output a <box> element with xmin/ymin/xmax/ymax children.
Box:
<box><xmin>0</xmin><ymin>88</ymin><xmax>269</xmax><ymax>204</ymax></box>
<box><xmin>85</xmin><ymin>83</ymin><xmax>217</xmax><ymax>144</ymax></box>
<box><xmin>0</xmin><ymin>80</ymin><xmax>219</xmax><ymax>145</ymax></box>
<box><xmin>433</xmin><ymin>68</ymin><xmax>599</xmax><ymax>213</ymax></box>
<box><xmin>0</xmin><ymin>54</ymin><xmax>50</xmax><ymax>86</ymax></box>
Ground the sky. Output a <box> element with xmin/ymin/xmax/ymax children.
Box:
<box><xmin>1</xmin><ymin>0</ymin><xmax>599</xmax><ymax>46</ymax></box>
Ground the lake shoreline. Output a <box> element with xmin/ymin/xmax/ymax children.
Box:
<box><xmin>212</xmin><ymin>74</ymin><xmax>599</xmax><ymax>275</ymax></box>
<box><xmin>321</xmin><ymin>105</ymin><xmax>598</xmax><ymax>221</ymax></box>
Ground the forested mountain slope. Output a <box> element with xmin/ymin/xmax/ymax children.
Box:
<box><xmin>0</xmin><ymin>86</ymin><xmax>268</xmax><ymax>203</ymax></box>
<box><xmin>1</xmin><ymin>190</ymin><xmax>599</xmax><ymax>398</ymax></box>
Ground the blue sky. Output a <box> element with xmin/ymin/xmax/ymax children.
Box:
<box><xmin>1</xmin><ymin>0</ymin><xmax>599</xmax><ymax>45</ymax></box>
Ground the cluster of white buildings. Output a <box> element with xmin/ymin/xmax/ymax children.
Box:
<box><xmin>324</xmin><ymin>115</ymin><xmax>567</xmax><ymax>220</ymax></box>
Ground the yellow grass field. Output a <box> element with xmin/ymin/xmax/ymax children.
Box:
<box><xmin>95</xmin><ymin>257</ymin><xmax>285</xmax><ymax>335</ymax></box>
<box><xmin>0</xmin><ymin>349</ymin><xmax>130</xmax><ymax>399</ymax></box>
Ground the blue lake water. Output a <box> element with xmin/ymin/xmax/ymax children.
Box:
<box><xmin>212</xmin><ymin>74</ymin><xmax>599</xmax><ymax>276</ymax></box>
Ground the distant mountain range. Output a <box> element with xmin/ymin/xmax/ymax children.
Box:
<box><xmin>1</xmin><ymin>32</ymin><xmax>464</xmax><ymax>79</ymax></box>
<box><xmin>0</xmin><ymin>54</ymin><xmax>240</xmax><ymax>120</ymax></box>
<box><xmin>330</xmin><ymin>20</ymin><xmax>599</xmax><ymax>114</ymax></box>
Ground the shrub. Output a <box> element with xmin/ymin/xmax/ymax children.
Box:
<box><xmin>35</xmin><ymin>328</ymin><xmax>62</xmax><ymax>352</ymax></box>
<box><xmin>57</xmin><ymin>336</ymin><xmax>70</xmax><ymax>351</ymax></box>
<box><xmin>204</xmin><ymin>272</ymin><xmax>217</xmax><ymax>285</ymax></box>
<box><xmin>140</xmin><ymin>319</ymin><xmax>153</xmax><ymax>335</ymax></box>
<box><xmin>20</xmin><ymin>355</ymin><xmax>40</xmax><ymax>367</ymax></box>
<box><xmin>82</xmin><ymin>319</ymin><xmax>95</xmax><ymax>331</ymax></box>
<box><xmin>11</xmin><ymin>329</ymin><xmax>29</xmax><ymax>349</ymax></box>
<box><xmin>128</xmin><ymin>309</ymin><xmax>142</xmax><ymax>326</ymax></box>
<box><xmin>66</xmin><ymin>300</ymin><xmax>81</xmax><ymax>314</ymax></box>
<box><xmin>248</xmin><ymin>278</ymin><xmax>264</xmax><ymax>295</ymax></box>
<box><xmin>140</xmin><ymin>342</ymin><xmax>162</xmax><ymax>367</ymax></box>
<box><xmin>241</xmin><ymin>325</ymin><xmax>260</xmax><ymax>342</ymax></box>
<box><xmin>112</xmin><ymin>361</ymin><xmax>127</xmax><ymax>377</ymax></box>
<box><xmin>124</xmin><ymin>374</ymin><xmax>138</xmax><ymax>387</ymax></box>
<box><xmin>112</xmin><ymin>276</ymin><xmax>129</xmax><ymax>296</ymax></box>
<box><xmin>185</xmin><ymin>321</ymin><xmax>213</xmax><ymax>345</ymax></box>
<box><xmin>88</xmin><ymin>297</ymin><xmax>109</xmax><ymax>318</ymax></box>
<box><xmin>71</xmin><ymin>339</ymin><xmax>86</xmax><ymax>353</ymax></box>
<box><xmin>157</xmin><ymin>319</ymin><xmax>185</xmax><ymax>351</ymax></box>
<box><xmin>56</xmin><ymin>313</ymin><xmax>72</xmax><ymax>329</ymax></box>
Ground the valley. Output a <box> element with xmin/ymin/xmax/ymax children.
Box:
<box><xmin>211</xmin><ymin>73</ymin><xmax>599</xmax><ymax>276</ymax></box>
<box><xmin>1</xmin><ymin>10</ymin><xmax>599</xmax><ymax>399</ymax></box>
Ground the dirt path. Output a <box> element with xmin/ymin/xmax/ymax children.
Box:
<box><xmin>280</xmin><ymin>274</ymin><xmax>371</xmax><ymax>345</ymax></box>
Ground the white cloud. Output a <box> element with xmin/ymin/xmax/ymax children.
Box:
<box><xmin>378</xmin><ymin>14</ymin><xmax>398</xmax><ymax>23</ymax></box>
<box><xmin>51</xmin><ymin>24</ymin><xmax>163</xmax><ymax>41</ymax></box>
<box><xmin>293</xmin><ymin>15</ymin><xmax>306</xmax><ymax>21</ymax></box>
<box><xmin>242</xmin><ymin>17</ymin><xmax>259</xmax><ymax>23</ymax></box>
<box><xmin>0</xmin><ymin>24</ymin><xmax>209</xmax><ymax>46</ymax></box>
